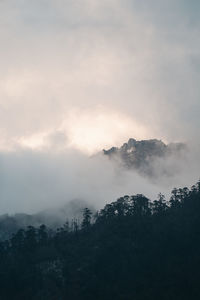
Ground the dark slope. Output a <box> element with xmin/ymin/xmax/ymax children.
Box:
<box><xmin>0</xmin><ymin>180</ymin><xmax>200</xmax><ymax>299</ymax></box>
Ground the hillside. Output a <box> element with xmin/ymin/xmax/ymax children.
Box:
<box><xmin>0</xmin><ymin>180</ymin><xmax>200</xmax><ymax>299</ymax></box>
<box><xmin>0</xmin><ymin>199</ymin><xmax>94</xmax><ymax>240</ymax></box>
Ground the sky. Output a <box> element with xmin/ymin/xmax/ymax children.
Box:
<box><xmin>0</xmin><ymin>0</ymin><xmax>199</xmax><ymax>213</ymax></box>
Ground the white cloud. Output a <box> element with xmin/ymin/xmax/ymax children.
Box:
<box><xmin>0</xmin><ymin>0</ymin><xmax>199</xmax><ymax>148</ymax></box>
<box><xmin>0</xmin><ymin>0</ymin><xmax>199</xmax><ymax>213</ymax></box>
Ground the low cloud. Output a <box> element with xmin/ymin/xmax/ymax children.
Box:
<box><xmin>0</xmin><ymin>1</ymin><xmax>199</xmax><ymax>215</ymax></box>
<box><xmin>0</xmin><ymin>0</ymin><xmax>200</xmax><ymax>148</ymax></box>
<box><xmin>0</xmin><ymin>142</ymin><xmax>199</xmax><ymax>214</ymax></box>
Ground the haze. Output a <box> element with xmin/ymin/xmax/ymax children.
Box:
<box><xmin>0</xmin><ymin>0</ymin><xmax>199</xmax><ymax>213</ymax></box>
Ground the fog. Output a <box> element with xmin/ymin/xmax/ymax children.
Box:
<box><xmin>0</xmin><ymin>1</ymin><xmax>200</xmax><ymax>215</ymax></box>
<box><xmin>0</xmin><ymin>0</ymin><xmax>200</xmax><ymax>151</ymax></box>
<box><xmin>0</xmin><ymin>141</ymin><xmax>199</xmax><ymax>214</ymax></box>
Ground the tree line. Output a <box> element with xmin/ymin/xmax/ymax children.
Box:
<box><xmin>0</xmin><ymin>180</ymin><xmax>200</xmax><ymax>299</ymax></box>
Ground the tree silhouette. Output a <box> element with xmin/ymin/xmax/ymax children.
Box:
<box><xmin>81</xmin><ymin>208</ymin><xmax>92</xmax><ymax>230</ymax></box>
<box><xmin>0</xmin><ymin>180</ymin><xmax>200</xmax><ymax>299</ymax></box>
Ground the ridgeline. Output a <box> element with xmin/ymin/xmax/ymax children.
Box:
<box><xmin>0</xmin><ymin>180</ymin><xmax>200</xmax><ymax>299</ymax></box>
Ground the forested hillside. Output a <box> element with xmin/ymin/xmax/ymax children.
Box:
<box><xmin>0</xmin><ymin>181</ymin><xmax>200</xmax><ymax>299</ymax></box>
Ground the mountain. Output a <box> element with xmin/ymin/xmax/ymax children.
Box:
<box><xmin>103</xmin><ymin>138</ymin><xmax>186</xmax><ymax>177</ymax></box>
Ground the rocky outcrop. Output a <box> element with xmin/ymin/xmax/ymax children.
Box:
<box><xmin>103</xmin><ymin>138</ymin><xmax>186</xmax><ymax>176</ymax></box>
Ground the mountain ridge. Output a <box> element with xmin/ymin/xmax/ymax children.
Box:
<box><xmin>103</xmin><ymin>138</ymin><xmax>186</xmax><ymax>177</ymax></box>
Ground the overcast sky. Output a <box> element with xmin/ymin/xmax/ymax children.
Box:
<box><xmin>0</xmin><ymin>0</ymin><xmax>200</xmax><ymax>152</ymax></box>
<box><xmin>0</xmin><ymin>1</ymin><xmax>199</xmax><ymax>213</ymax></box>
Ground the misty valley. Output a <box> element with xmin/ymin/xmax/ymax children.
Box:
<box><xmin>0</xmin><ymin>138</ymin><xmax>190</xmax><ymax>239</ymax></box>
<box><xmin>0</xmin><ymin>139</ymin><xmax>200</xmax><ymax>299</ymax></box>
<box><xmin>0</xmin><ymin>179</ymin><xmax>200</xmax><ymax>299</ymax></box>
<box><xmin>1</xmin><ymin>1</ymin><xmax>200</xmax><ymax>298</ymax></box>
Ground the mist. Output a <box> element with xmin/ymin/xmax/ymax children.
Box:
<box><xmin>0</xmin><ymin>141</ymin><xmax>199</xmax><ymax>215</ymax></box>
<box><xmin>0</xmin><ymin>0</ymin><xmax>200</xmax><ymax>151</ymax></box>
<box><xmin>0</xmin><ymin>1</ymin><xmax>200</xmax><ymax>215</ymax></box>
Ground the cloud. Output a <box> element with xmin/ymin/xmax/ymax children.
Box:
<box><xmin>0</xmin><ymin>0</ymin><xmax>199</xmax><ymax>148</ymax></box>
<box><xmin>0</xmin><ymin>1</ymin><xmax>199</xmax><ymax>213</ymax></box>
<box><xmin>0</xmin><ymin>148</ymin><xmax>158</xmax><ymax>213</ymax></box>
<box><xmin>0</xmin><ymin>143</ymin><xmax>199</xmax><ymax>214</ymax></box>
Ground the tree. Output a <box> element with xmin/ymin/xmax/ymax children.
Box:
<box><xmin>24</xmin><ymin>225</ymin><xmax>37</xmax><ymax>251</ymax></box>
<box><xmin>169</xmin><ymin>188</ymin><xmax>180</xmax><ymax>208</ymax></box>
<box><xmin>153</xmin><ymin>193</ymin><xmax>167</xmax><ymax>215</ymax></box>
<box><xmin>131</xmin><ymin>194</ymin><xmax>151</xmax><ymax>216</ymax></box>
<box><xmin>81</xmin><ymin>208</ymin><xmax>92</xmax><ymax>230</ymax></box>
<box><xmin>38</xmin><ymin>224</ymin><xmax>48</xmax><ymax>245</ymax></box>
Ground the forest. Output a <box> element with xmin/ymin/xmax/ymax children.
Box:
<box><xmin>0</xmin><ymin>180</ymin><xmax>200</xmax><ymax>300</ymax></box>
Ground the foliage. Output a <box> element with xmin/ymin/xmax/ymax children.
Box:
<box><xmin>0</xmin><ymin>180</ymin><xmax>200</xmax><ymax>299</ymax></box>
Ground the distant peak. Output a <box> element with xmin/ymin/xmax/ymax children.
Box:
<box><xmin>103</xmin><ymin>138</ymin><xmax>186</xmax><ymax>177</ymax></box>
